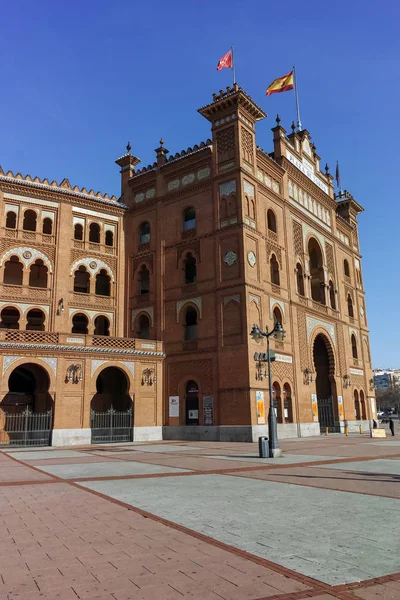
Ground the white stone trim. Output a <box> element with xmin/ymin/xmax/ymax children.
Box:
<box><xmin>41</xmin><ymin>357</ymin><xmax>57</xmax><ymax>374</ymax></box>
<box><xmin>306</xmin><ymin>316</ymin><xmax>336</xmax><ymax>346</ymax></box>
<box><xmin>70</xmin><ymin>257</ymin><xmax>115</xmax><ymax>281</ymax></box>
<box><xmin>3</xmin><ymin>355</ymin><xmax>23</xmax><ymax>374</ymax></box>
<box><xmin>91</xmin><ymin>359</ymin><xmax>134</xmax><ymax>379</ymax></box>
<box><xmin>0</xmin><ymin>247</ymin><xmax>53</xmax><ymax>272</ymax></box>
<box><xmin>42</xmin><ymin>210</ymin><xmax>55</xmax><ymax>221</ymax></box>
<box><xmin>72</xmin><ymin>206</ymin><xmax>119</xmax><ymax>221</ymax></box>
<box><xmin>4</xmin><ymin>203</ymin><xmax>19</xmax><ymax>215</ymax></box>
<box><xmin>73</xmin><ymin>216</ymin><xmax>85</xmax><ymax>226</ymax></box>
<box><xmin>132</xmin><ymin>306</ymin><xmax>154</xmax><ymax>327</ymax></box>
<box><xmin>4</xmin><ymin>193</ymin><xmax>59</xmax><ymax>208</ymax></box>
<box><xmin>0</xmin><ymin>302</ymin><xmax>50</xmax><ymax>317</ymax></box>
<box><xmin>133</xmin><ymin>426</ymin><xmax>162</xmax><ymax>442</ymax></box>
<box><xmin>302</xmin><ymin>222</ymin><xmax>328</xmax><ymax>253</ymax></box>
<box><xmin>270</xmin><ymin>298</ymin><xmax>285</xmax><ymax>320</ymax></box>
<box><xmin>52</xmin><ymin>429</ymin><xmax>91</xmax><ymax>446</ymax></box>
<box><xmin>219</xmin><ymin>180</ymin><xmax>236</xmax><ymax>196</ymax></box>
<box><xmin>176</xmin><ymin>297</ymin><xmax>202</xmax><ymax>322</ymax></box>
<box><xmin>69</xmin><ymin>308</ymin><xmax>114</xmax><ymax>326</ymax></box>
<box><xmin>223</xmin><ymin>295</ymin><xmax>240</xmax><ymax>305</ymax></box>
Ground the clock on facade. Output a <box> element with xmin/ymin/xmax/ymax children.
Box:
<box><xmin>247</xmin><ymin>251</ymin><xmax>256</xmax><ymax>267</ymax></box>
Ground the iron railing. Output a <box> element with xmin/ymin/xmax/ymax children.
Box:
<box><xmin>90</xmin><ymin>406</ymin><xmax>133</xmax><ymax>444</ymax></box>
<box><xmin>0</xmin><ymin>407</ymin><xmax>52</xmax><ymax>447</ymax></box>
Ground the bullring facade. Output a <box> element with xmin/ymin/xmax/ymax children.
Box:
<box><xmin>0</xmin><ymin>84</ymin><xmax>375</xmax><ymax>445</ymax></box>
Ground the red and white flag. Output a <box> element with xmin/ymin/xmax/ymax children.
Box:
<box><xmin>217</xmin><ymin>50</ymin><xmax>232</xmax><ymax>71</ymax></box>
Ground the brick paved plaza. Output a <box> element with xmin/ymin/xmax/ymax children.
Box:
<box><xmin>1</xmin><ymin>433</ymin><xmax>400</xmax><ymax>600</ymax></box>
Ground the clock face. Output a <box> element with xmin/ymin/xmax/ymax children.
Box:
<box><xmin>223</xmin><ymin>251</ymin><xmax>237</xmax><ymax>266</ymax></box>
<box><xmin>247</xmin><ymin>251</ymin><xmax>256</xmax><ymax>267</ymax></box>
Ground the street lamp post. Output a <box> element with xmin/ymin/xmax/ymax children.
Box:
<box><xmin>250</xmin><ymin>322</ymin><xmax>285</xmax><ymax>458</ymax></box>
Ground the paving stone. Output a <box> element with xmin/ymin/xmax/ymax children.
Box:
<box><xmin>81</xmin><ymin>474</ymin><xmax>400</xmax><ymax>585</ymax></box>
<box><xmin>34</xmin><ymin>460</ymin><xmax>191</xmax><ymax>478</ymax></box>
<box><xmin>5</xmin><ymin>450</ymin><xmax>91</xmax><ymax>460</ymax></box>
<box><xmin>318</xmin><ymin>459</ymin><xmax>400</xmax><ymax>475</ymax></box>
<box><xmin>208</xmin><ymin>453</ymin><xmax>343</xmax><ymax>464</ymax></box>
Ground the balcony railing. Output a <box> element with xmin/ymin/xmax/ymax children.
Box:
<box><xmin>2</xmin><ymin>227</ymin><xmax>56</xmax><ymax>245</ymax></box>
<box><xmin>0</xmin><ymin>329</ymin><xmax>162</xmax><ymax>353</ymax></box>
<box><xmin>0</xmin><ymin>284</ymin><xmax>52</xmax><ymax>300</ymax></box>
<box><xmin>72</xmin><ymin>239</ymin><xmax>116</xmax><ymax>255</ymax></box>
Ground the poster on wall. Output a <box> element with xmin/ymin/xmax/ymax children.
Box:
<box><xmin>370</xmin><ymin>397</ymin><xmax>375</xmax><ymax>417</ymax></box>
<box><xmin>256</xmin><ymin>391</ymin><xmax>265</xmax><ymax>424</ymax></box>
<box><xmin>203</xmin><ymin>396</ymin><xmax>214</xmax><ymax>426</ymax></box>
<box><xmin>168</xmin><ymin>396</ymin><xmax>179</xmax><ymax>417</ymax></box>
<box><xmin>311</xmin><ymin>394</ymin><xmax>318</xmax><ymax>422</ymax></box>
<box><xmin>338</xmin><ymin>395</ymin><xmax>344</xmax><ymax>420</ymax></box>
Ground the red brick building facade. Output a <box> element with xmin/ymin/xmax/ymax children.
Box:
<box><xmin>122</xmin><ymin>84</ymin><xmax>375</xmax><ymax>441</ymax></box>
<box><xmin>0</xmin><ymin>84</ymin><xmax>375</xmax><ymax>445</ymax></box>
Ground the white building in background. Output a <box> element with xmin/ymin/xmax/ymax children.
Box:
<box><xmin>373</xmin><ymin>369</ymin><xmax>400</xmax><ymax>389</ymax></box>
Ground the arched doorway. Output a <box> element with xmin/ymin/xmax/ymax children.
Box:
<box><xmin>186</xmin><ymin>380</ymin><xmax>199</xmax><ymax>425</ymax></box>
<box><xmin>313</xmin><ymin>334</ymin><xmax>338</xmax><ymax>431</ymax></box>
<box><xmin>0</xmin><ymin>363</ymin><xmax>53</xmax><ymax>446</ymax></box>
<box><xmin>90</xmin><ymin>367</ymin><xmax>132</xmax><ymax>443</ymax></box>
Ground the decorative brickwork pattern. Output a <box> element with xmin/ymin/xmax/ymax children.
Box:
<box><xmin>176</xmin><ymin>239</ymin><xmax>201</xmax><ymax>264</ymax></box>
<box><xmin>132</xmin><ymin>252</ymin><xmax>154</xmax><ymax>275</ymax></box>
<box><xmin>325</xmin><ymin>242</ymin><xmax>334</xmax><ymax>277</ymax></box>
<box><xmin>336</xmin><ymin>323</ymin><xmax>346</xmax><ymax>376</ymax></box>
<box><xmin>271</xmin><ymin>360</ymin><xmax>294</xmax><ymax>382</ymax></box>
<box><xmin>266</xmin><ymin>241</ymin><xmax>282</xmax><ymax>269</ymax></box>
<box><xmin>216</xmin><ymin>126</ymin><xmax>235</xmax><ymax>162</ymax></box>
<box><xmin>241</xmin><ymin>127</ymin><xmax>253</xmax><ymax>164</ymax></box>
<box><xmin>297</xmin><ymin>308</ymin><xmax>308</xmax><ymax>370</ymax></box>
<box><xmin>71</xmin><ymin>249</ymin><xmax>117</xmax><ymax>275</ymax></box>
<box><xmin>292</xmin><ymin>220</ymin><xmax>304</xmax><ymax>257</ymax></box>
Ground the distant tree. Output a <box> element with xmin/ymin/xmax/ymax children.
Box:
<box><xmin>376</xmin><ymin>383</ymin><xmax>400</xmax><ymax>411</ymax></box>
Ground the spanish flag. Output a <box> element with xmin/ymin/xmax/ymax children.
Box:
<box><xmin>266</xmin><ymin>71</ymin><xmax>294</xmax><ymax>96</ymax></box>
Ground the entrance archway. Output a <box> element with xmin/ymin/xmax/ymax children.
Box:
<box><xmin>90</xmin><ymin>367</ymin><xmax>132</xmax><ymax>443</ymax></box>
<box><xmin>91</xmin><ymin>367</ymin><xmax>131</xmax><ymax>412</ymax></box>
<box><xmin>2</xmin><ymin>363</ymin><xmax>53</xmax><ymax>413</ymax></box>
<box><xmin>0</xmin><ymin>363</ymin><xmax>53</xmax><ymax>447</ymax></box>
<box><xmin>313</xmin><ymin>334</ymin><xmax>338</xmax><ymax>431</ymax></box>
<box><xmin>186</xmin><ymin>380</ymin><xmax>199</xmax><ymax>425</ymax></box>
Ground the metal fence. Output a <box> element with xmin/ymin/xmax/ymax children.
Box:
<box><xmin>90</xmin><ymin>406</ymin><xmax>133</xmax><ymax>444</ymax></box>
<box><xmin>317</xmin><ymin>397</ymin><xmax>336</xmax><ymax>431</ymax></box>
<box><xmin>0</xmin><ymin>408</ymin><xmax>53</xmax><ymax>447</ymax></box>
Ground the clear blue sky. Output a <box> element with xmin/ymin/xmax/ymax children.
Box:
<box><xmin>1</xmin><ymin>0</ymin><xmax>398</xmax><ymax>367</ymax></box>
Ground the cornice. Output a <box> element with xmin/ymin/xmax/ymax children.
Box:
<box><xmin>283</xmin><ymin>160</ymin><xmax>336</xmax><ymax>210</ymax></box>
<box><xmin>0</xmin><ymin>341</ymin><xmax>165</xmax><ymax>357</ymax></box>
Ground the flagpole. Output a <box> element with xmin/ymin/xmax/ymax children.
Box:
<box><xmin>293</xmin><ymin>65</ymin><xmax>302</xmax><ymax>131</ymax></box>
<box><xmin>231</xmin><ymin>45</ymin><xmax>235</xmax><ymax>85</ymax></box>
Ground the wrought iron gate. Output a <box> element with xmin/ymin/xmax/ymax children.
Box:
<box><xmin>90</xmin><ymin>406</ymin><xmax>133</xmax><ymax>444</ymax></box>
<box><xmin>317</xmin><ymin>397</ymin><xmax>335</xmax><ymax>431</ymax></box>
<box><xmin>0</xmin><ymin>408</ymin><xmax>53</xmax><ymax>447</ymax></box>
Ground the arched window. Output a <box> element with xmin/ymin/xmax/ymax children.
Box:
<box><xmin>29</xmin><ymin>259</ymin><xmax>48</xmax><ymax>288</ymax></box>
<box><xmin>89</xmin><ymin>222</ymin><xmax>100</xmax><ymax>243</ymax></box>
<box><xmin>94</xmin><ymin>315</ymin><xmax>110</xmax><ymax>336</ymax></box>
<box><xmin>296</xmin><ymin>263</ymin><xmax>305</xmax><ymax>296</ymax></box>
<box><xmin>283</xmin><ymin>383</ymin><xmax>293</xmax><ymax>423</ymax></box>
<box><xmin>344</xmin><ymin>259</ymin><xmax>350</xmax><ymax>277</ymax></box>
<box><xmin>23</xmin><ymin>210</ymin><xmax>37</xmax><ymax>232</ymax></box>
<box><xmin>3</xmin><ymin>256</ymin><xmax>23</xmax><ymax>285</ymax></box>
<box><xmin>95</xmin><ymin>269</ymin><xmax>111</xmax><ymax>296</ymax></box>
<box><xmin>184</xmin><ymin>307</ymin><xmax>198</xmax><ymax>340</ymax></box>
<box><xmin>184</xmin><ymin>253</ymin><xmax>197</xmax><ymax>284</ymax></box>
<box><xmin>74</xmin><ymin>223</ymin><xmax>83</xmax><ymax>240</ymax></box>
<box><xmin>74</xmin><ymin>266</ymin><xmax>90</xmax><ymax>294</ymax></box>
<box><xmin>360</xmin><ymin>390</ymin><xmax>366</xmax><ymax>420</ymax></box>
<box><xmin>5</xmin><ymin>211</ymin><xmax>16</xmax><ymax>229</ymax></box>
<box><xmin>308</xmin><ymin>239</ymin><xmax>325</xmax><ymax>304</ymax></box>
<box><xmin>0</xmin><ymin>307</ymin><xmax>20</xmax><ymax>329</ymax></box>
<box><xmin>183</xmin><ymin>207</ymin><xmax>196</xmax><ymax>231</ymax></box>
<box><xmin>329</xmin><ymin>281</ymin><xmax>336</xmax><ymax>310</ymax></box>
<box><xmin>351</xmin><ymin>334</ymin><xmax>358</xmax><ymax>359</ymax></box>
<box><xmin>273</xmin><ymin>306</ymin><xmax>283</xmax><ymax>326</ymax></box>
<box><xmin>270</xmin><ymin>254</ymin><xmax>280</xmax><ymax>286</ymax></box>
<box><xmin>72</xmin><ymin>313</ymin><xmax>88</xmax><ymax>334</ymax></box>
<box><xmin>273</xmin><ymin>382</ymin><xmax>283</xmax><ymax>423</ymax></box>
<box><xmin>220</xmin><ymin>197</ymin><xmax>228</xmax><ymax>219</ymax></box>
<box><xmin>347</xmin><ymin>294</ymin><xmax>354</xmax><ymax>317</ymax></box>
<box><xmin>138</xmin><ymin>315</ymin><xmax>150</xmax><ymax>339</ymax></box>
<box><xmin>354</xmin><ymin>389</ymin><xmax>360</xmax><ymax>419</ymax></box>
<box><xmin>139</xmin><ymin>265</ymin><xmax>150</xmax><ymax>295</ymax></box>
<box><xmin>26</xmin><ymin>309</ymin><xmax>45</xmax><ymax>331</ymax></box>
<box><xmin>267</xmin><ymin>209</ymin><xmax>277</xmax><ymax>233</ymax></box>
<box><xmin>105</xmin><ymin>230</ymin><xmax>114</xmax><ymax>247</ymax></box>
<box><xmin>42</xmin><ymin>218</ymin><xmax>53</xmax><ymax>235</ymax></box>
<box><xmin>139</xmin><ymin>222</ymin><xmax>150</xmax><ymax>245</ymax></box>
